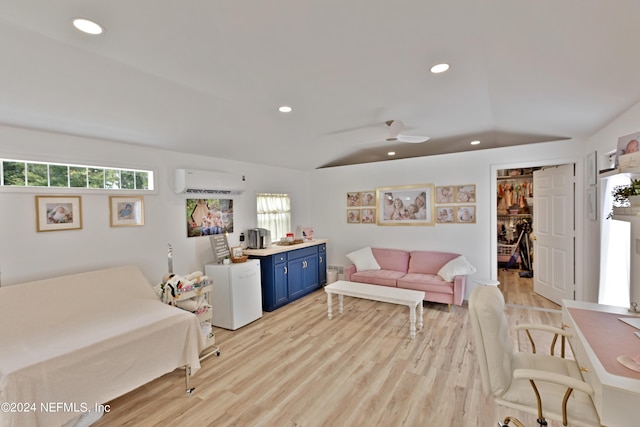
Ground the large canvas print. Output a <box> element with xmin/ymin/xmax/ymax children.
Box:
<box><xmin>376</xmin><ymin>184</ymin><xmax>435</xmax><ymax>226</ymax></box>
<box><xmin>186</xmin><ymin>198</ymin><xmax>234</xmax><ymax>237</ymax></box>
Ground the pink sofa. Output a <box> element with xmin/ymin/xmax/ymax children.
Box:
<box><xmin>344</xmin><ymin>248</ymin><xmax>469</xmax><ymax>309</ymax></box>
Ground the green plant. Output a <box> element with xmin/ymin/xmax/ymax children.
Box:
<box><xmin>608</xmin><ymin>178</ymin><xmax>640</xmax><ymax>218</ymax></box>
<box><xmin>612</xmin><ymin>178</ymin><xmax>640</xmax><ymax>206</ymax></box>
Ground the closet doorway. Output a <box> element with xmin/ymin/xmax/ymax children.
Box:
<box><xmin>497</xmin><ymin>167</ymin><xmax>537</xmax><ymax>278</ymax></box>
<box><xmin>491</xmin><ymin>161</ymin><xmax>577</xmax><ymax>305</ymax></box>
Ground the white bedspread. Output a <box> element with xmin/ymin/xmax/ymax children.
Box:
<box><xmin>0</xmin><ymin>266</ymin><xmax>205</xmax><ymax>427</ymax></box>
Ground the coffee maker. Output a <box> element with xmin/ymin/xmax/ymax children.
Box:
<box><xmin>247</xmin><ymin>228</ymin><xmax>271</xmax><ymax>249</ymax></box>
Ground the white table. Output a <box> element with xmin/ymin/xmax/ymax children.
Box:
<box><xmin>325</xmin><ymin>280</ymin><xmax>425</xmax><ymax>339</ymax></box>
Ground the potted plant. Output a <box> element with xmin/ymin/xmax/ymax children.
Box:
<box><xmin>610</xmin><ymin>178</ymin><xmax>640</xmax><ymax>217</ymax></box>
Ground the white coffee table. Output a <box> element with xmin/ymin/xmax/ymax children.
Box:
<box><xmin>325</xmin><ymin>280</ymin><xmax>425</xmax><ymax>339</ymax></box>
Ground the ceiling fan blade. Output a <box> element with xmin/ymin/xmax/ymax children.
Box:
<box><xmin>397</xmin><ymin>135</ymin><xmax>430</xmax><ymax>143</ymax></box>
<box><xmin>386</xmin><ymin>120</ymin><xmax>405</xmax><ymax>138</ymax></box>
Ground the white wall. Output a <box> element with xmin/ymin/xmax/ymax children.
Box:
<box><xmin>310</xmin><ymin>139</ymin><xmax>585</xmax><ymax>299</ymax></box>
<box><xmin>0</xmin><ymin>124</ymin><xmax>310</xmax><ymax>286</ymax></box>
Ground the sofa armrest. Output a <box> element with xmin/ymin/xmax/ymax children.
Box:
<box><xmin>344</xmin><ymin>264</ymin><xmax>356</xmax><ymax>281</ymax></box>
<box><xmin>452</xmin><ymin>275</ymin><xmax>467</xmax><ymax>306</ymax></box>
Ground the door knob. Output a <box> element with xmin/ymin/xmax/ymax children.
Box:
<box><xmin>530</xmin><ymin>234</ymin><xmax>537</xmax><ymax>241</ymax></box>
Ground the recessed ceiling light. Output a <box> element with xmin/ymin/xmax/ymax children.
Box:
<box><xmin>278</xmin><ymin>106</ymin><xmax>292</xmax><ymax>113</ymax></box>
<box><xmin>430</xmin><ymin>63</ymin><xmax>450</xmax><ymax>74</ymax></box>
<box><xmin>387</xmin><ymin>151</ymin><xmax>396</xmax><ymax>156</ymax></box>
<box><xmin>470</xmin><ymin>140</ymin><xmax>481</xmax><ymax>145</ymax></box>
<box><xmin>73</xmin><ymin>18</ymin><xmax>104</xmax><ymax>35</ymax></box>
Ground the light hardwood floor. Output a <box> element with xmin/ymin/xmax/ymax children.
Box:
<box><xmin>93</xmin><ymin>270</ymin><xmax>568</xmax><ymax>427</ymax></box>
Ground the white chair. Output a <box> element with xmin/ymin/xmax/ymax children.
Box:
<box><xmin>468</xmin><ymin>285</ymin><xmax>601</xmax><ymax>427</ymax></box>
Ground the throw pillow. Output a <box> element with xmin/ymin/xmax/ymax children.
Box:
<box><xmin>437</xmin><ymin>256</ymin><xmax>476</xmax><ymax>282</ymax></box>
<box><xmin>346</xmin><ymin>246</ymin><xmax>381</xmax><ymax>272</ymax></box>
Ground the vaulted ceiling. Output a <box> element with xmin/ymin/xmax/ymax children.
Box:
<box><xmin>1</xmin><ymin>1</ymin><xmax>639</xmax><ymax>170</ymax></box>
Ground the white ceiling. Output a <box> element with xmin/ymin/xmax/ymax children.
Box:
<box><xmin>1</xmin><ymin>0</ymin><xmax>639</xmax><ymax>170</ymax></box>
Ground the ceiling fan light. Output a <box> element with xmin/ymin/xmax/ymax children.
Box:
<box><xmin>73</xmin><ymin>18</ymin><xmax>104</xmax><ymax>35</ymax></box>
<box><xmin>430</xmin><ymin>63</ymin><xmax>450</xmax><ymax>74</ymax></box>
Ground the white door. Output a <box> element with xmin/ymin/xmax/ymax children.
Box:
<box><xmin>533</xmin><ymin>164</ymin><xmax>575</xmax><ymax>304</ymax></box>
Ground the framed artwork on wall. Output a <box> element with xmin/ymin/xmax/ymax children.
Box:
<box><xmin>110</xmin><ymin>196</ymin><xmax>144</xmax><ymax>227</ymax></box>
<box><xmin>587</xmin><ymin>151</ymin><xmax>597</xmax><ymax>186</ymax></box>
<box><xmin>455</xmin><ymin>206</ymin><xmax>476</xmax><ymax>223</ymax></box>
<box><xmin>360</xmin><ymin>191</ymin><xmax>375</xmax><ymax>206</ymax></box>
<box><xmin>346</xmin><ymin>192</ymin><xmax>361</xmax><ymax>207</ymax></box>
<box><xmin>436</xmin><ymin>186</ymin><xmax>455</xmax><ymax>204</ymax></box>
<box><xmin>454</xmin><ymin>185</ymin><xmax>476</xmax><ymax>203</ymax></box>
<box><xmin>361</xmin><ymin>208</ymin><xmax>375</xmax><ymax>223</ymax></box>
<box><xmin>375</xmin><ymin>184</ymin><xmax>435</xmax><ymax>226</ymax></box>
<box><xmin>436</xmin><ymin>207</ymin><xmax>455</xmax><ymax>224</ymax></box>
<box><xmin>186</xmin><ymin>198</ymin><xmax>234</xmax><ymax>238</ymax></box>
<box><xmin>587</xmin><ymin>187</ymin><xmax>597</xmax><ymax>221</ymax></box>
<box><xmin>347</xmin><ymin>209</ymin><xmax>361</xmax><ymax>223</ymax></box>
<box><xmin>35</xmin><ymin>195</ymin><xmax>82</xmax><ymax>232</ymax></box>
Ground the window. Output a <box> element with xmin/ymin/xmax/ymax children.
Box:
<box><xmin>257</xmin><ymin>193</ymin><xmax>290</xmax><ymax>241</ymax></box>
<box><xmin>1</xmin><ymin>159</ymin><xmax>153</xmax><ymax>191</ymax></box>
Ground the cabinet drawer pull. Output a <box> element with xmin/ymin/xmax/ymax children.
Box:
<box><xmin>580</xmin><ymin>367</ymin><xmax>589</xmax><ymax>372</ymax></box>
<box><xmin>284</xmin><ymin>266</ymin><xmax>287</xmax><ymax>275</ymax></box>
<box><xmin>319</xmin><ymin>256</ymin><xmax>323</xmax><ymax>263</ymax></box>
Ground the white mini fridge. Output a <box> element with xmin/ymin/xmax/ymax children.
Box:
<box><xmin>205</xmin><ymin>259</ymin><xmax>263</xmax><ymax>330</ymax></box>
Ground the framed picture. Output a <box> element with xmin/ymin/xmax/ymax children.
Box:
<box><xmin>455</xmin><ymin>185</ymin><xmax>476</xmax><ymax>203</ymax></box>
<box><xmin>360</xmin><ymin>191</ymin><xmax>375</xmax><ymax>206</ymax></box>
<box><xmin>436</xmin><ymin>207</ymin><xmax>455</xmax><ymax>224</ymax></box>
<box><xmin>346</xmin><ymin>192</ymin><xmax>361</xmax><ymax>207</ymax></box>
<box><xmin>587</xmin><ymin>151</ymin><xmax>597</xmax><ymax>186</ymax></box>
<box><xmin>347</xmin><ymin>209</ymin><xmax>361</xmax><ymax>223</ymax></box>
<box><xmin>231</xmin><ymin>246</ymin><xmax>244</xmax><ymax>258</ymax></box>
<box><xmin>376</xmin><ymin>184</ymin><xmax>435</xmax><ymax>226</ymax></box>
<box><xmin>186</xmin><ymin>198</ymin><xmax>234</xmax><ymax>238</ymax></box>
<box><xmin>110</xmin><ymin>196</ymin><xmax>144</xmax><ymax>227</ymax></box>
<box><xmin>455</xmin><ymin>206</ymin><xmax>476</xmax><ymax>223</ymax></box>
<box><xmin>36</xmin><ymin>195</ymin><xmax>82</xmax><ymax>232</ymax></box>
<box><xmin>616</xmin><ymin>131</ymin><xmax>640</xmax><ymax>167</ymax></box>
<box><xmin>361</xmin><ymin>208</ymin><xmax>376</xmax><ymax>224</ymax></box>
<box><xmin>587</xmin><ymin>187</ymin><xmax>597</xmax><ymax>221</ymax></box>
<box><xmin>436</xmin><ymin>186</ymin><xmax>455</xmax><ymax>204</ymax></box>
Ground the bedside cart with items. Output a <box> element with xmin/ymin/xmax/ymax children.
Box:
<box><xmin>157</xmin><ymin>272</ymin><xmax>221</xmax><ymax>361</ymax></box>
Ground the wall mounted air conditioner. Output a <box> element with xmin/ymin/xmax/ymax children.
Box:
<box><xmin>174</xmin><ymin>168</ymin><xmax>246</xmax><ymax>194</ymax></box>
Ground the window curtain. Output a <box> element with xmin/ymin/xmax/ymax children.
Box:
<box><xmin>599</xmin><ymin>175</ymin><xmax>630</xmax><ymax>307</ymax></box>
<box><xmin>257</xmin><ymin>193</ymin><xmax>291</xmax><ymax>241</ymax></box>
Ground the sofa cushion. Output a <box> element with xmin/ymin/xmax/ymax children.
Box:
<box><xmin>437</xmin><ymin>255</ymin><xmax>476</xmax><ymax>282</ymax></box>
<box><xmin>408</xmin><ymin>251</ymin><xmax>459</xmax><ymax>275</ymax></box>
<box><xmin>371</xmin><ymin>248</ymin><xmax>410</xmax><ymax>273</ymax></box>
<box><xmin>350</xmin><ymin>270</ymin><xmax>405</xmax><ymax>287</ymax></box>
<box><xmin>346</xmin><ymin>246</ymin><xmax>381</xmax><ymax>272</ymax></box>
<box><xmin>398</xmin><ymin>273</ymin><xmax>455</xmax><ymax>294</ymax></box>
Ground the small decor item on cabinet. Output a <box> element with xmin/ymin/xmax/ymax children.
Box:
<box><xmin>302</xmin><ymin>227</ymin><xmax>314</xmax><ymax>240</ymax></box>
<box><xmin>230</xmin><ymin>246</ymin><xmax>248</xmax><ymax>263</ymax></box>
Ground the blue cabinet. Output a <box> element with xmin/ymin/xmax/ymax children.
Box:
<box><xmin>249</xmin><ymin>242</ymin><xmax>327</xmax><ymax>311</ymax></box>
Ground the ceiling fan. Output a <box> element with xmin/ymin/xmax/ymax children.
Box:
<box><xmin>385</xmin><ymin>120</ymin><xmax>430</xmax><ymax>143</ymax></box>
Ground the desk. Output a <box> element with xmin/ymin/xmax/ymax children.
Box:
<box><xmin>562</xmin><ymin>300</ymin><xmax>640</xmax><ymax>426</ymax></box>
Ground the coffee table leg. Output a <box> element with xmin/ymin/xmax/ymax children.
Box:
<box><xmin>338</xmin><ymin>294</ymin><xmax>344</xmax><ymax>314</ymax></box>
<box><xmin>327</xmin><ymin>292</ymin><xmax>333</xmax><ymax>319</ymax></box>
<box><xmin>409</xmin><ymin>305</ymin><xmax>416</xmax><ymax>339</ymax></box>
<box><xmin>417</xmin><ymin>302</ymin><xmax>423</xmax><ymax>331</ymax></box>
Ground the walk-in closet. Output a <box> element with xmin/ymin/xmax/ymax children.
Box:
<box><xmin>496</xmin><ymin>168</ymin><xmax>539</xmax><ymax>276</ymax></box>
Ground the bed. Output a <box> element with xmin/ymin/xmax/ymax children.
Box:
<box><xmin>0</xmin><ymin>265</ymin><xmax>205</xmax><ymax>427</ymax></box>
